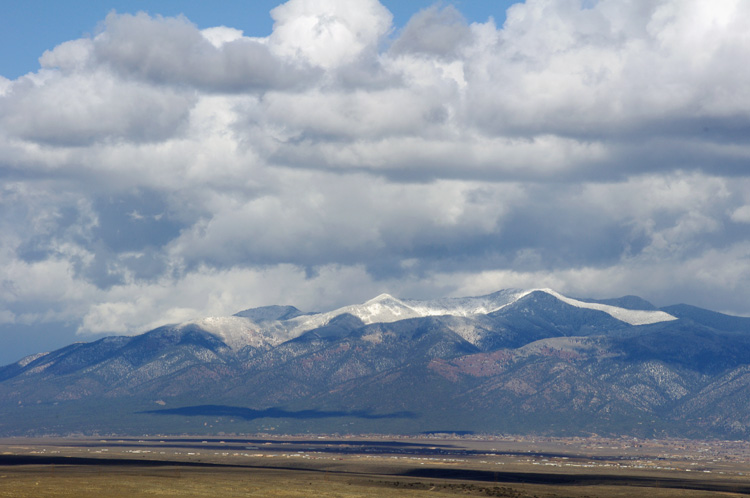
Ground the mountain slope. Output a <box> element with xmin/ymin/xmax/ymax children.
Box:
<box><xmin>0</xmin><ymin>288</ymin><xmax>748</xmax><ymax>438</ymax></box>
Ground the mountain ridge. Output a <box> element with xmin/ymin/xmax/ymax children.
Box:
<box><xmin>1</xmin><ymin>288</ymin><xmax>748</xmax><ymax>439</ymax></box>
<box><xmin>161</xmin><ymin>288</ymin><xmax>678</xmax><ymax>353</ymax></box>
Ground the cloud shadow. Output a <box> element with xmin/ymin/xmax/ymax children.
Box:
<box><xmin>139</xmin><ymin>404</ymin><xmax>417</xmax><ymax>421</ymax></box>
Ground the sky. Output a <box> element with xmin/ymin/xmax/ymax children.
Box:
<box><xmin>1</xmin><ymin>0</ymin><xmax>750</xmax><ymax>365</ymax></box>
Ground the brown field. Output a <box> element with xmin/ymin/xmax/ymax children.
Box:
<box><xmin>1</xmin><ymin>435</ymin><xmax>750</xmax><ymax>497</ymax></box>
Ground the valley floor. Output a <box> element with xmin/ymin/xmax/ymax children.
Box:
<box><xmin>1</xmin><ymin>435</ymin><xmax>750</xmax><ymax>497</ymax></box>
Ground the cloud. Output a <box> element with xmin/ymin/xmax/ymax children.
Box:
<box><xmin>441</xmin><ymin>240</ymin><xmax>750</xmax><ymax>318</ymax></box>
<box><xmin>462</xmin><ymin>0</ymin><xmax>750</xmax><ymax>143</ymax></box>
<box><xmin>1</xmin><ymin>0</ymin><xmax>750</xmax><ymax>361</ymax></box>
<box><xmin>731</xmin><ymin>205</ymin><xmax>750</xmax><ymax>224</ymax></box>
<box><xmin>390</xmin><ymin>4</ymin><xmax>471</xmax><ymax>59</ymax></box>
<box><xmin>200</xmin><ymin>26</ymin><xmax>245</xmax><ymax>48</ymax></box>
<box><xmin>1</xmin><ymin>70</ymin><xmax>194</xmax><ymax>146</ymax></box>
<box><xmin>268</xmin><ymin>0</ymin><xmax>393</xmax><ymax>68</ymax></box>
<box><xmin>167</xmin><ymin>173</ymin><xmax>524</xmax><ymax>274</ymax></box>
<box><xmin>0</xmin><ymin>76</ymin><xmax>10</xmax><ymax>96</ymax></box>
<box><xmin>41</xmin><ymin>12</ymin><xmax>318</xmax><ymax>93</ymax></box>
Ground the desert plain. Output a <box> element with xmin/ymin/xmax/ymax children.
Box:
<box><xmin>2</xmin><ymin>434</ymin><xmax>750</xmax><ymax>497</ymax></box>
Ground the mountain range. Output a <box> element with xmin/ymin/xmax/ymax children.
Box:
<box><xmin>1</xmin><ymin>288</ymin><xmax>750</xmax><ymax>438</ymax></box>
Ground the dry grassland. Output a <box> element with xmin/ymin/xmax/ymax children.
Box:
<box><xmin>2</xmin><ymin>436</ymin><xmax>750</xmax><ymax>497</ymax></box>
<box><xmin>3</xmin><ymin>464</ymin><xmax>743</xmax><ymax>498</ymax></box>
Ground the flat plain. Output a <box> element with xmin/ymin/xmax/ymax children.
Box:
<box><xmin>2</xmin><ymin>435</ymin><xmax>750</xmax><ymax>497</ymax></box>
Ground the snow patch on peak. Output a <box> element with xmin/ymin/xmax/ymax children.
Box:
<box><xmin>357</xmin><ymin>295</ymin><xmax>414</xmax><ymax>323</ymax></box>
<box><xmin>403</xmin><ymin>288</ymin><xmax>527</xmax><ymax>317</ymax></box>
<box><xmin>17</xmin><ymin>351</ymin><xmax>50</xmax><ymax>367</ymax></box>
<box><xmin>282</xmin><ymin>289</ymin><xmax>529</xmax><ymax>337</ymax></box>
<box><xmin>531</xmin><ymin>288</ymin><xmax>677</xmax><ymax>325</ymax></box>
<box><xmin>284</xmin><ymin>293</ymin><xmax>417</xmax><ymax>334</ymax></box>
<box><xmin>366</xmin><ymin>293</ymin><xmax>398</xmax><ymax>303</ymax></box>
<box><xmin>185</xmin><ymin>316</ymin><xmax>280</xmax><ymax>350</ymax></box>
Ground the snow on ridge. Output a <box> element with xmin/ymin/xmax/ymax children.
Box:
<box><xmin>17</xmin><ymin>351</ymin><xmax>50</xmax><ymax>367</ymax></box>
<box><xmin>185</xmin><ymin>316</ymin><xmax>279</xmax><ymax>350</ymax></box>
<box><xmin>314</xmin><ymin>289</ymin><xmax>529</xmax><ymax>327</ymax></box>
<box><xmin>358</xmin><ymin>293</ymin><xmax>417</xmax><ymax>323</ymax></box>
<box><xmin>187</xmin><ymin>288</ymin><xmax>677</xmax><ymax>349</ymax></box>
<box><xmin>402</xmin><ymin>288</ymin><xmax>527</xmax><ymax>317</ymax></box>
<box><xmin>532</xmin><ymin>288</ymin><xmax>677</xmax><ymax>325</ymax></box>
<box><xmin>189</xmin><ymin>289</ymin><xmax>525</xmax><ymax>349</ymax></box>
<box><xmin>263</xmin><ymin>291</ymin><xmax>512</xmax><ymax>341</ymax></box>
<box><xmin>282</xmin><ymin>293</ymin><xmax>420</xmax><ymax>335</ymax></box>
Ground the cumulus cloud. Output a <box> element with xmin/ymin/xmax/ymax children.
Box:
<box><xmin>2</xmin><ymin>70</ymin><xmax>194</xmax><ymax>145</ymax></box>
<box><xmin>2</xmin><ymin>0</ymin><xmax>750</xmax><ymax>364</ymax></box>
<box><xmin>463</xmin><ymin>0</ymin><xmax>750</xmax><ymax>143</ymax></box>
<box><xmin>41</xmin><ymin>12</ymin><xmax>318</xmax><ymax>93</ymax></box>
<box><xmin>390</xmin><ymin>4</ymin><xmax>471</xmax><ymax>59</ymax></box>
<box><xmin>268</xmin><ymin>0</ymin><xmax>393</xmax><ymax>68</ymax></box>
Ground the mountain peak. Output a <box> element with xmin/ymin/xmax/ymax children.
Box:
<box><xmin>365</xmin><ymin>293</ymin><xmax>400</xmax><ymax>304</ymax></box>
<box><xmin>529</xmin><ymin>288</ymin><xmax>677</xmax><ymax>326</ymax></box>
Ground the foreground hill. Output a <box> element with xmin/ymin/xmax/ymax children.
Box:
<box><xmin>1</xmin><ymin>288</ymin><xmax>749</xmax><ymax>438</ymax></box>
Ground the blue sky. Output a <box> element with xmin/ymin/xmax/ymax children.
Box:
<box><xmin>1</xmin><ymin>0</ymin><xmax>750</xmax><ymax>365</ymax></box>
<box><xmin>1</xmin><ymin>0</ymin><xmax>519</xmax><ymax>79</ymax></box>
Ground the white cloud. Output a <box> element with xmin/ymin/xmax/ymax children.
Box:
<box><xmin>1</xmin><ymin>0</ymin><xmax>750</xmax><ymax>353</ymax></box>
<box><xmin>201</xmin><ymin>26</ymin><xmax>245</xmax><ymax>48</ymax></box>
<box><xmin>731</xmin><ymin>205</ymin><xmax>750</xmax><ymax>224</ymax></box>
<box><xmin>0</xmin><ymin>76</ymin><xmax>10</xmax><ymax>96</ymax></box>
<box><xmin>390</xmin><ymin>4</ymin><xmax>471</xmax><ymax>59</ymax></box>
<box><xmin>269</xmin><ymin>0</ymin><xmax>392</xmax><ymax>68</ymax></box>
<box><xmin>2</xmin><ymin>70</ymin><xmax>195</xmax><ymax>145</ymax></box>
<box><xmin>39</xmin><ymin>38</ymin><xmax>95</xmax><ymax>73</ymax></box>
<box><xmin>37</xmin><ymin>11</ymin><xmax>319</xmax><ymax>93</ymax></box>
<box><xmin>462</xmin><ymin>0</ymin><xmax>750</xmax><ymax>138</ymax></box>
<box><xmin>166</xmin><ymin>173</ymin><xmax>524</xmax><ymax>270</ymax></box>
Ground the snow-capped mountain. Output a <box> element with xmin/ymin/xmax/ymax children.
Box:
<box><xmin>186</xmin><ymin>288</ymin><xmax>677</xmax><ymax>350</ymax></box>
<box><xmin>1</xmin><ymin>288</ymin><xmax>748</xmax><ymax>439</ymax></box>
<box><xmin>523</xmin><ymin>289</ymin><xmax>677</xmax><ymax>326</ymax></box>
